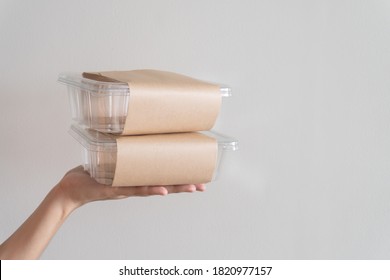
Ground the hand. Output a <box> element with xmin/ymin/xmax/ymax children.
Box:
<box><xmin>0</xmin><ymin>166</ymin><xmax>206</xmax><ymax>259</ymax></box>
<box><xmin>57</xmin><ymin>166</ymin><xmax>206</xmax><ymax>210</ymax></box>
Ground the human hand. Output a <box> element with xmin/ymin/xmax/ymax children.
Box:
<box><xmin>56</xmin><ymin>166</ymin><xmax>206</xmax><ymax>211</ymax></box>
<box><xmin>1</xmin><ymin>166</ymin><xmax>206</xmax><ymax>260</ymax></box>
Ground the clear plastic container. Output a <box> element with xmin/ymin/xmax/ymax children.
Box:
<box><xmin>59</xmin><ymin>73</ymin><xmax>231</xmax><ymax>134</ymax></box>
<box><xmin>69</xmin><ymin>125</ymin><xmax>238</xmax><ymax>185</ymax></box>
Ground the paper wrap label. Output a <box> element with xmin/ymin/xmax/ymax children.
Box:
<box><xmin>83</xmin><ymin>70</ymin><xmax>222</xmax><ymax>135</ymax></box>
<box><xmin>112</xmin><ymin>132</ymin><xmax>218</xmax><ymax>186</ymax></box>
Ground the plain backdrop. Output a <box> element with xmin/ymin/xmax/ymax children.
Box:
<box><xmin>1</xmin><ymin>0</ymin><xmax>389</xmax><ymax>259</ymax></box>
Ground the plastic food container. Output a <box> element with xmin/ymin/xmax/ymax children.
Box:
<box><xmin>69</xmin><ymin>125</ymin><xmax>238</xmax><ymax>185</ymax></box>
<box><xmin>59</xmin><ymin>73</ymin><xmax>231</xmax><ymax>134</ymax></box>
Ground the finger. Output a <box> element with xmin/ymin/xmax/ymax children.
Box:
<box><xmin>165</xmin><ymin>184</ymin><xmax>207</xmax><ymax>193</ymax></box>
<box><xmin>164</xmin><ymin>184</ymin><xmax>197</xmax><ymax>194</ymax></box>
<box><xmin>195</xmin><ymin>184</ymin><xmax>206</xmax><ymax>192</ymax></box>
<box><xmin>108</xmin><ymin>186</ymin><xmax>168</xmax><ymax>199</ymax></box>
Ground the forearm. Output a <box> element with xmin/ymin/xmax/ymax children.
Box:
<box><xmin>0</xmin><ymin>185</ymin><xmax>76</xmax><ymax>260</ymax></box>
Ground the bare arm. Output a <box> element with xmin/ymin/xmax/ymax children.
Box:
<box><xmin>0</xmin><ymin>166</ymin><xmax>205</xmax><ymax>259</ymax></box>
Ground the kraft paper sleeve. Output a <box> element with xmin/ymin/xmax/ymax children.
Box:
<box><xmin>83</xmin><ymin>70</ymin><xmax>221</xmax><ymax>135</ymax></box>
<box><xmin>112</xmin><ymin>132</ymin><xmax>218</xmax><ymax>186</ymax></box>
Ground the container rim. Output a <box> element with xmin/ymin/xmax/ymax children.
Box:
<box><xmin>69</xmin><ymin>124</ymin><xmax>238</xmax><ymax>152</ymax></box>
<box><xmin>58</xmin><ymin>73</ymin><xmax>232</xmax><ymax>97</ymax></box>
<box><xmin>58</xmin><ymin>73</ymin><xmax>130</xmax><ymax>94</ymax></box>
<box><xmin>69</xmin><ymin>124</ymin><xmax>118</xmax><ymax>152</ymax></box>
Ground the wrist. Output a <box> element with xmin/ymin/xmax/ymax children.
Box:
<box><xmin>50</xmin><ymin>184</ymin><xmax>80</xmax><ymax>218</ymax></box>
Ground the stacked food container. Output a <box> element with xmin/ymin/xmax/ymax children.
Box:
<box><xmin>59</xmin><ymin>70</ymin><xmax>238</xmax><ymax>186</ymax></box>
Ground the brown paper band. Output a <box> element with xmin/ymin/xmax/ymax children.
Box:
<box><xmin>112</xmin><ymin>132</ymin><xmax>218</xmax><ymax>186</ymax></box>
<box><xmin>83</xmin><ymin>70</ymin><xmax>221</xmax><ymax>135</ymax></box>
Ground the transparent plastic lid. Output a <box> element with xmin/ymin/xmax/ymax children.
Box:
<box><xmin>69</xmin><ymin>124</ymin><xmax>118</xmax><ymax>151</ymax></box>
<box><xmin>69</xmin><ymin>124</ymin><xmax>238</xmax><ymax>152</ymax></box>
<box><xmin>58</xmin><ymin>73</ymin><xmax>232</xmax><ymax>97</ymax></box>
<box><xmin>58</xmin><ymin>73</ymin><xmax>130</xmax><ymax>95</ymax></box>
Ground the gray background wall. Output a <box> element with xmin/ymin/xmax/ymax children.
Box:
<box><xmin>1</xmin><ymin>0</ymin><xmax>389</xmax><ymax>259</ymax></box>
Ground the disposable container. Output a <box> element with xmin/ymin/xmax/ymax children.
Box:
<box><xmin>59</xmin><ymin>73</ymin><xmax>231</xmax><ymax>134</ymax></box>
<box><xmin>69</xmin><ymin>125</ymin><xmax>238</xmax><ymax>185</ymax></box>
